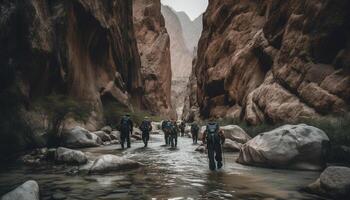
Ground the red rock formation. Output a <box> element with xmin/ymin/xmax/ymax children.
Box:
<box><xmin>193</xmin><ymin>0</ymin><xmax>350</xmax><ymax>124</ymax></box>
<box><xmin>133</xmin><ymin>0</ymin><xmax>175</xmax><ymax>118</ymax></box>
<box><xmin>0</xmin><ymin>0</ymin><xmax>143</xmax><ymax>129</ymax></box>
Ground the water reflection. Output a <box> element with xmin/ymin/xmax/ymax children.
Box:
<box><xmin>0</xmin><ymin>135</ymin><xmax>326</xmax><ymax>199</ymax></box>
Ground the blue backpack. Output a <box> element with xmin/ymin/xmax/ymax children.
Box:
<box><xmin>120</xmin><ymin>117</ymin><xmax>130</xmax><ymax>132</ymax></box>
<box><xmin>206</xmin><ymin>123</ymin><xmax>219</xmax><ymax>144</ymax></box>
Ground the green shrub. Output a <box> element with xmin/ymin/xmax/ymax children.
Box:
<box><xmin>34</xmin><ymin>94</ymin><xmax>92</xmax><ymax>147</ymax></box>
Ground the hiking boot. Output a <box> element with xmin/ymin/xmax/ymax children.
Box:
<box><xmin>217</xmin><ymin>161</ymin><xmax>223</xmax><ymax>169</ymax></box>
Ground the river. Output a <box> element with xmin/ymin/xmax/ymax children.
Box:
<box><xmin>0</xmin><ymin>135</ymin><xmax>327</xmax><ymax>199</ymax></box>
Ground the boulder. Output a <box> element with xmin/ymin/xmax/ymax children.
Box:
<box><xmin>221</xmin><ymin>125</ymin><xmax>251</xmax><ymax>144</ymax></box>
<box><xmin>237</xmin><ymin>124</ymin><xmax>330</xmax><ymax>170</ymax></box>
<box><xmin>307</xmin><ymin>166</ymin><xmax>350</xmax><ymax>198</ymax></box>
<box><xmin>131</xmin><ymin>134</ymin><xmax>142</xmax><ymax>140</ymax></box>
<box><xmin>101</xmin><ymin>126</ymin><xmax>112</xmax><ymax>134</ymax></box>
<box><xmin>93</xmin><ymin>131</ymin><xmax>111</xmax><ymax>142</ymax></box>
<box><xmin>195</xmin><ymin>145</ymin><xmax>206</xmax><ymax>153</ymax></box>
<box><xmin>151</xmin><ymin>122</ymin><xmax>162</xmax><ymax>130</ymax></box>
<box><xmin>110</xmin><ymin>131</ymin><xmax>120</xmax><ymax>140</ymax></box>
<box><xmin>61</xmin><ymin>126</ymin><xmax>101</xmax><ymax>148</ymax></box>
<box><xmin>133</xmin><ymin>128</ymin><xmax>142</xmax><ymax>135</ymax></box>
<box><xmin>89</xmin><ymin>154</ymin><xmax>141</xmax><ymax>174</ymax></box>
<box><xmin>223</xmin><ymin>139</ymin><xmax>242</xmax><ymax>152</ymax></box>
<box><xmin>55</xmin><ymin>147</ymin><xmax>87</xmax><ymax>165</ymax></box>
<box><xmin>1</xmin><ymin>180</ymin><xmax>39</xmax><ymax>200</ymax></box>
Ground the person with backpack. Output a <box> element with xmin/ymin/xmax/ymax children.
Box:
<box><xmin>119</xmin><ymin>114</ymin><xmax>133</xmax><ymax>149</ymax></box>
<box><xmin>169</xmin><ymin>120</ymin><xmax>179</xmax><ymax>148</ymax></box>
<box><xmin>139</xmin><ymin>117</ymin><xmax>152</xmax><ymax>147</ymax></box>
<box><xmin>162</xmin><ymin>120</ymin><xmax>172</xmax><ymax>145</ymax></box>
<box><xmin>179</xmin><ymin>121</ymin><xmax>186</xmax><ymax>137</ymax></box>
<box><xmin>202</xmin><ymin>122</ymin><xmax>225</xmax><ymax>171</ymax></box>
<box><xmin>191</xmin><ymin>122</ymin><xmax>200</xmax><ymax>144</ymax></box>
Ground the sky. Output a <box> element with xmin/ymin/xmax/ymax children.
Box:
<box><xmin>161</xmin><ymin>0</ymin><xmax>208</xmax><ymax>20</ymax></box>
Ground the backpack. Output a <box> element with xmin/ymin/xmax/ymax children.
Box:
<box><xmin>163</xmin><ymin>121</ymin><xmax>172</xmax><ymax>133</ymax></box>
<box><xmin>120</xmin><ymin>117</ymin><xmax>130</xmax><ymax>132</ymax></box>
<box><xmin>191</xmin><ymin>124</ymin><xmax>199</xmax><ymax>132</ymax></box>
<box><xmin>206</xmin><ymin>123</ymin><xmax>219</xmax><ymax>144</ymax></box>
<box><xmin>140</xmin><ymin>120</ymin><xmax>151</xmax><ymax>132</ymax></box>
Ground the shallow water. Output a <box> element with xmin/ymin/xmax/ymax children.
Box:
<box><xmin>0</xmin><ymin>135</ymin><xmax>327</xmax><ymax>199</ymax></box>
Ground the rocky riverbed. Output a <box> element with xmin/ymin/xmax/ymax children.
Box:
<box><xmin>0</xmin><ymin>134</ymin><xmax>327</xmax><ymax>200</ymax></box>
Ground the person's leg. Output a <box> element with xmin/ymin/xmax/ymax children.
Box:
<box><xmin>145</xmin><ymin>132</ymin><xmax>149</xmax><ymax>147</ymax></box>
<box><xmin>175</xmin><ymin>135</ymin><xmax>177</xmax><ymax>147</ymax></box>
<box><xmin>215</xmin><ymin>142</ymin><xmax>223</xmax><ymax>169</ymax></box>
<box><xmin>207</xmin><ymin>144</ymin><xmax>216</xmax><ymax>170</ymax></box>
<box><xmin>127</xmin><ymin>132</ymin><xmax>131</xmax><ymax>148</ymax></box>
<box><xmin>192</xmin><ymin>132</ymin><xmax>195</xmax><ymax>144</ymax></box>
<box><xmin>120</xmin><ymin>133</ymin><xmax>126</xmax><ymax>149</ymax></box>
<box><xmin>194</xmin><ymin>132</ymin><xmax>198</xmax><ymax>144</ymax></box>
<box><xmin>142</xmin><ymin>132</ymin><xmax>146</xmax><ymax>146</ymax></box>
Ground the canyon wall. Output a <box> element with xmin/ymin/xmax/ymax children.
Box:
<box><xmin>0</xmin><ymin>0</ymin><xmax>143</xmax><ymax>130</ymax></box>
<box><xmin>176</xmin><ymin>12</ymin><xmax>203</xmax><ymax>53</ymax></box>
<box><xmin>133</xmin><ymin>0</ymin><xmax>175</xmax><ymax>118</ymax></box>
<box><xmin>161</xmin><ymin>5</ymin><xmax>193</xmax><ymax>117</ymax></box>
<box><xmin>188</xmin><ymin>0</ymin><xmax>350</xmax><ymax>124</ymax></box>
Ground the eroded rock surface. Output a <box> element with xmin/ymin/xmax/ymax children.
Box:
<box><xmin>307</xmin><ymin>166</ymin><xmax>350</xmax><ymax>198</ymax></box>
<box><xmin>237</xmin><ymin>124</ymin><xmax>330</xmax><ymax>170</ymax></box>
<box><xmin>89</xmin><ymin>154</ymin><xmax>142</xmax><ymax>174</ymax></box>
<box><xmin>1</xmin><ymin>180</ymin><xmax>39</xmax><ymax>200</ymax></box>
<box><xmin>0</xmin><ymin>0</ymin><xmax>144</xmax><ymax>130</ymax></box>
<box><xmin>133</xmin><ymin>0</ymin><xmax>175</xmax><ymax>118</ymax></box>
<box><xmin>190</xmin><ymin>0</ymin><xmax>350</xmax><ymax>124</ymax></box>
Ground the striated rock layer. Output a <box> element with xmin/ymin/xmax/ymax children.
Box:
<box><xmin>133</xmin><ymin>0</ymin><xmax>175</xmax><ymax>118</ymax></box>
<box><xmin>0</xmin><ymin>0</ymin><xmax>144</xmax><ymax>130</ymax></box>
<box><xmin>189</xmin><ymin>0</ymin><xmax>350</xmax><ymax>124</ymax></box>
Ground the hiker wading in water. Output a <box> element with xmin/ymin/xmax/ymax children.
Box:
<box><xmin>119</xmin><ymin>114</ymin><xmax>133</xmax><ymax>149</ymax></box>
<box><xmin>139</xmin><ymin>117</ymin><xmax>152</xmax><ymax>147</ymax></box>
<box><xmin>202</xmin><ymin>122</ymin><xmax>225</xmax><ymax>170</ymax></box>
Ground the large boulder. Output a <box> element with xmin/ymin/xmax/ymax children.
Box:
<box><xmin>55</xmin><ymin>147</ymin><xmax>87</xmax><ymax>165</ymax></box>
<box><xmin>221</xmin><ymin>125</ymin><xmax>251</xmax><ymax>143</ymax></box>
<box><xmin>237</xmin><ymin>124</ymin><xmax>330</xmax><ymax>170</ymax></box>
<box><xmin>195</xmin><ymin>145</ymin><xmax>206</xmax><ymax>153</ymax></box>
<box><xmin>223</xmin><ymin>139</ymin><xmax>242</xmax><ymax>152</ymax></box>
<box><xmin>89</xmin><ymin>154</ymin><xmax>142</xmax><ymax>174</ymax></box>
<box><xmin>92</xmin><ymin>131</ymin><xmax>111</xmax><ymax>142</ymax></box>
<box><xmin>110</xmin><ymin>131</ymin><xmax>120</xmax><ymax>140</ymax></box>
<box><xmin>307</xmin><ymin>166</ymin><xmax>350</xmax><ymax>198</ymax></box>
<box><xmin>1</xmin><ymin>180</ymin><xmax>39</xmax><ymax>200</ymax></box>
<box><xmin>101</xmin><ymin>126</ymin><xmax>112</xmax><ymax>134</ymax></box>
<box><xmin>61</xmin><ymin>126</ymin><xmax>102</xmax><ymax>148</ymax></box>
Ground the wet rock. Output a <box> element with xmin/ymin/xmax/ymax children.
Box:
<box><xmin>89</xmin><ymin>154</ymin><xmax>142</xmax><ymax>174</ymax></box>
<box><xmin>1</xmin><ymin>180</ymin><xmax>39</xmax><ymax>200</ymax></box>
<box><xmin>93</xmin><ymin>131</ymin><xmax>112</xmax><ymax>142</ymax></box>
<box><xmin>18</xmin><ymin>148</ymin><xmax>49</xmax><ymax>165</ymax></box>
<box><xmin>61</xmin><ymin>126</ymin><xmax>101</xmax><ymax>148</ymax></box>
<box><xmin>221</xmin><ymin>125</ymin><xmax>251</xmax><ymax>144</ymax></box>
<box><xmin>195</xmin><ymin>145</ymin><xmax>206</xmax><ymax>153</ymax></box>
<box><xmin>101</xmin><ymin>126</ymin><xmax>112</xmax><ymax>134</ymax></box>
<box><xmin>55</xmin><ymin>147</ymin><xmax>87</xmax><ymax>165</ymax></box>
<box><xmin>110</xmin><ymin>131</ymin><xmax>120</xmax><ymax>140</ymax></box>
<box><xmin>307</xmin><ymin>166</ymin><xmax>350</xmax><ymax>198</ymax></box>
<box><xmin>223</xmin><ymin>139</ymin><xmax>242</xmax><ymax>152</ymax></box>
<box><xmin>237</xmin><ymin>124</ymin><xmax>329</xmax><ymax>170</ymax></box>
<box><xmin>51</xmin><ymin>192</ymin><xmax>66</xmax><ymax>200</ymax></box>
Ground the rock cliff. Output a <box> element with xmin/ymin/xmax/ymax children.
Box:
<box><xmin>161</xmin><ymin>5</ymin><xmax>194</xmax><ymax>117</ymax></box>
<box><xmin>0</xmin><ymin>0</ymin><xmax>143</xmax><ymax>130</ymax></box>
<box><xmin>189</xmin><ymin>0</ymin><xmax>350</xmax><ymax>124</ymax></box>
<box><xmin>133</xmin><ymin>0</ymin><xmax>175</xmax><ymax>118</ymax></box>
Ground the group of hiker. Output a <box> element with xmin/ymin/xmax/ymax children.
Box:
<box><xmin>118</xmin><ymin>114</ymin><xmax>226</xmax><ymax>171</ymax></box>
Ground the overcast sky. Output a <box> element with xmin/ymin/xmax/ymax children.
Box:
<box><xmin>161</xmin><ymin>0</ymin><xmax>208</xmax><ymax>20</ymax></box>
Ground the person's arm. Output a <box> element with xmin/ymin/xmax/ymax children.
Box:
<box><xmin>130</xmin><ymin>120</ymin><xmax>133</xmax><ymax>133</ymax></box>
<box><xmin>218</xmin><ymin>129</ymin><xmax>225</xmax><ymax>144</ymax></box>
